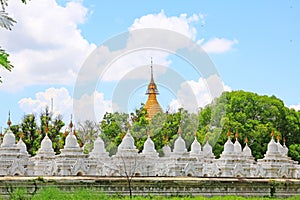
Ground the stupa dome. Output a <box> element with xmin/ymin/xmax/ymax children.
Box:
<box><xmin>203</xmin><ymin>140</ymin><xmax>213</xmax><ymax>156</ymax></box>
<box><xmin>234</xmin><ymin>138</ymin><xmax>242</xmax><ymax>153</ymax></box>
<box><xmin>40</xmin><ymin>134</ymin><xmax>54</xmax><ymax>152</ymax></box>
<box><xmin>91</xmin><ymin>136</ymin><xmax>106</xmax><ymax>154</ymax></box>
<box><xmin>142</xmin><ymin>135</ymin><xmax>156</xmax><ymax>153</ymax></box>
<box><xmin>267</xmin><ymin>136</ymin><xmax>279</xmax><ymax>154</ymax></box>
<box><xmin>243</xmin><ymin>143</ymin><xmax>252</xmax><ymax>157</ymax></box>
<box><xmin>17</xmin><ymin>138</ymin><xmax>27</xmax><ymax>153</ymax></box>
<box><xmin>162</xmin><ymin>145</ymin><xmax>171</xmax><ymax>157</ymax></box>
<box><xmin>1</xmin><ymin>129</ymin><xmax>16</xmax><ymax>147</ymax></box>
<box><xmin>224</xmin><ymin>136</ymin><xmax>234</xmax><ymax>153</ymax></box>
<box><xmin>190</xmin><ymin>137</ymin><xmax>201</xmax><ymax>154</ymax></box>
<box><xmin>173</xmin><ymin>134</ymin><xmax>187</xmax><ymax>153</ymax></box>
<box><xmin>118</xmin><ymin>130</ymin><xmax>136</xmax><ymax>150</ymax></box>
<box><xmin>65</xmin><ymin>131</ymin><xmax>80</xmax><ymax>149</ymax></box>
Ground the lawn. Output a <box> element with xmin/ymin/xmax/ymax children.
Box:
<box><xmin>7</xmin><ymin>187</ymin><xmax>300</xmax><ymax>200</ymax></box>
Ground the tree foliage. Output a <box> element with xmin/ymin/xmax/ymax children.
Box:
<box><xmin>199</xmin><ymin>91</ymin><xmax>300</xmax><ymax>160</ymax></box>
<box><xmin>10</xmin><ymin>107</ymin><xmax>65</xmax><ymax>156</ymax></box>
<box><xmin>3</xmin><ymin>91</ymin><xmax>300</xmax><ymax>162</ymax></box>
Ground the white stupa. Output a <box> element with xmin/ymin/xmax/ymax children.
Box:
<box><xmin>37</xmin><ymin>134</ymin><xmax>55</xmax><ymax>157</ymax></box>
<box><xmin>172</xmin><ymin>126</ymin><xmax>187</xmax><ymax>154</ymax></box>
<box><xmin>203</xmin><ymin>138</ymin><xmax>214</xmax><ymax>158</ymax></box>
<box><xmin>190</xmin><ymin>136</ymin><xmax>201</xmax><ymax>155</ymax></box>
<box><xmin>142</xmin><ymin>130</ymin><xmax>158</xmax><ymax>157</ymax></box>
<box><xmin>90</xmin><ymin>135</ymin><xmax>109</xmax><ymax>158</ymax></box>
<box><xmin>233</xmin><ymin>132</ymin><xmax>242</xmax><ymax>154</ymax></box>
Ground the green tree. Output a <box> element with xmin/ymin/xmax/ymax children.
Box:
<box><xmin>39</xmin><ymin>107</ymin><xmax>65</xmax><ymax>154</ymax></box>
<box><xmin>18</xmin><ymin>114</ymin><xmax>39</xmax><ymax>155</ymax></box>
<box><xmin>0</xmin><ymin>0</ymin><xmax>27</xmax><ymax>82</ymax></box>
<box><xmin>100</xmin><ymin>112</ymin><xmax>128</xmax><ymax>155</ymax></box>
<box><xmin>200</xmin><ymin>90</ymin><xmax>300</xmax><ymax>160</ymax></box>
<box><xmin>77</xmin><ymin>120</ymin><xmax>100</xmax><ymax>153</ymax></box>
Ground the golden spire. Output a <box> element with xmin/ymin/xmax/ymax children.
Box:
<box><xmin>69</xmin><ymin>114</ymin><xmax>73</xmax><ymax>132</ymax></box>
<box><xmin>235</xmin><ymin>130</ymin><xmax>239</xmax><ymax>139</ymax></box>
<box><xmin>165</xmin><ymin>130</ymin><xmax>169</xmax><ymax>142</ymax></box>
<box><xmin>178</xmin><ymin>126</ymin><xmax>183</xmax><ymax>135</ymax></box>
<box><xmin>276</xmin><ymin>134</ymin><xmax>280</xmax><ymax>142</ymax></box>
<box><xmin>45</xmin><ymin>117</ymin><xmax>49</xmax><ymax>135</ymax></box>
<box><xmin>227</xmin><ymin>129</ymin><xmax>231</xmax><ymax>137</ymax></box>
<box><xmin>245</xmin><ymin>136</ymin><xmax>249</xmax><ymax>144</ymax></box>
<box><xmin>270</xmin><ymin>130</ymin><xmax>275</xmax><ymax>138</ymax></box>
<box><xmin>146</xmin><ymin>57</ymin><xmax>159</xmax><ymax>95</ymax></box>
<box><xmin>19</xmin><ymin>127</ymin><xmax>23</xmax><ymax>139</ymax></box>
<box><xmin>7</xmin><ymin>111</ymin><xmax>11</xmax><ymax>127</ymax></box>
<box><xmin>144</xmin><ymin>58</ymin><xmax>163</xmax><ymax>119</ymax></box>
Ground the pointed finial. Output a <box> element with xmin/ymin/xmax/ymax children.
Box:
<box><xmin>227</xmin><ymin>129</ymin><xmax>231</xmax><ymax>137</ymax></box>
<box><xmin>283</xmin><ymin>137</ymin><xmax>286</xmax><ymax>144</ymax></box>
<box><xmin>245</xmin><ymin>137</ymin><xmax>248</xmax><ymax>144</ymax></box>
<box><xmin>69</xmin><ymin>114</ymin><xmax>73</xmax><ymax>130</ymax></box>
<box><xmin>178</xmin><ymin>126</ymin><xmax>182</xmax><ymax>135</ymax></box>
<box><xmin>19</xmin><ymin>127</ymin><xmax>23</xmax><ymax>139</ymax></box>
<box><xmin>276</xmin><ymin>134</ymin><xmax>280</xmax><ymax>142</ymax></box>
<box><xmin>147</xmin><ymin>129</ymin><xmax>151</xmax><ymax>137</ymax></box>
<box><xmin>165</xmin><ymin>131</ymin><xmax>169</xmax><ymax>142</ymax></box>
<box><xmin>194</xmin><ymin>130</ymin><xmax>197</xmax><ymax>137</ymax></box>
<box><xmin>206</xmin><ymin>135</ymin><xmax>209</xmax><ymax>142</ymax></box>
<box><xmin>7</xmin><ymin>111</ymin><xmax>11</xmax><ymax>127</ymax></box>
<box><xmin>45</xmin><ymin>117</ymin><xmax>49</xmax><ymax>135</ymax></box>
<box><xmin>235</xmin><ymin>130</ymin><xmax>239</xmax><ymax>139</ymax></box>
<box><xmin>270</xmin><ymin>130</ymin><xmax>274</xmax><ymax>137</ymax></box>
<box><xmin>150</xmin><ymin>57</ymin><xmax>154</xmax><ymax>82</ymax></box>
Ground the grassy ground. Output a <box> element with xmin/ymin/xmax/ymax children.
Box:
<box><xmin>7</xmin><ymin>187</ymin><xmax>300</xmax><ymax>200</ymax></box>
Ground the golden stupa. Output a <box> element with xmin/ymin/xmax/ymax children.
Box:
<box><xmin>144</xmin><ymin>59</ymin><xmax>163</xmax><ymax>119</ymax></box>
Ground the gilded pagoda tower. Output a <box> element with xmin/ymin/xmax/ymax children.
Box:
<box><xmin>144</xmin><ymin>59</ymin><xmax>163</xmax><ymax>119</ymax></box>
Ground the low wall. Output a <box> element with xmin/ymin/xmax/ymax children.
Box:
<box><xmin>0</xmin><ymin>177</ymin><xmax>299</xmax><ymax>198</ymax></box>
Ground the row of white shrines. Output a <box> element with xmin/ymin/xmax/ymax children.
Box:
<box><xmin>0</xmin><ymin>117</ymin><xmax>299</xmax><ymax>178</ymax></box>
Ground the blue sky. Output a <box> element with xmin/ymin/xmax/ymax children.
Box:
<box><xmin>0</xmin><ymin>0</ymin><xmax>299</xmax><ymax>128</ymax></box>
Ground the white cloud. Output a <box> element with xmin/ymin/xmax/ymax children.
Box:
<box><xmin>0</xmin><ymin>0</ymin><xmax>96</xmax><ymax>91</ymax></box>
<box><xmin>99</xmin><ymin>11</ymin><xmax>204</xmax><ymax>82</ymax></box>
<box><xmin>98</xmin><ymin>11</ymin><xmax>237</xmax><ymax>82</ymax></box>
<box><xmin>200</xmin><ymin>38</ymin><xmax>238</xmax><ymax>54</ymax></box>
<box><xmin>18</xmin><ymin>87</ymin><xmax>112</xmax><ymax>122</ymax></box>
<box><xmin>130</xmin><ymin>10</ymin><xmax>200</xmax><ymax>40</ymax></box>
<box><xmin>290</xmin><ymin>103</ymin><xmax>300</xmax><ymax>111</ymax></box>
<box><xmin>168</xmin><ymin>75</ymin><xmax>231</xmax><ymax>112</ymax></box>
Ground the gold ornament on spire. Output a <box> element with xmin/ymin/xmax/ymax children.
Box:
<box><xmin>276</xmin><ymin>134</ymin><xmax>280</xmax><ymax>142</ymax></box>
<box><xmin>270</xmin><ymin>130</ymin><xmax>275</xmax><ymax>137</ymax></box>
<box><xmin>235</xmin><ymin>130</ymin><xmax>239</xmax><ymax>139</ymax></box>
<box><xmin>194</xmin><ymin>130</ymin><xmax>197</xmax><ymax>137</ymax></box>
<box><xmin>227</xmin><ymin>129</ymin><xmax>231</xmax><ymax>137</ymax></box>
<box><xmin>144</xmin><ymin>58</ymin><xmax>162</xmax><ymax>119</ymax></box>
<box><xmin>7</xmin><ymin>111</ymin><xmax>11</xmax><ymax>127</ymax></box>
<box><xmin>178</xmin><ymin>126</ymin><xmax>183</xmax><ymax>135</ymax></box>
<box><xmin>69</xmin><ymin>114</ymin><xmax>73</xmax><ymax>130</ymax></box>
<box><xmin>245</xmin><ymin>137</ymin><xmax>249</xmax><ymax>144</ymax></box>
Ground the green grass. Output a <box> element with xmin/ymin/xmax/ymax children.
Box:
<box><xmin>5</xmin><ymin>187</ymin><xmax>300</xmax><ymax>200</ymax></box>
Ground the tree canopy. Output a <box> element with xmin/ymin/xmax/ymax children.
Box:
<box><xmin>3</xmin><ymin>90</ymin><xmax>300</xmax><ymax>162</ymax></box>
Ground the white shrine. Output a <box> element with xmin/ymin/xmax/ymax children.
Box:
<box><xmin>0</xmin><ymin>114</ymin><xmax>299</xmax><ymax>178</ymax></box>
